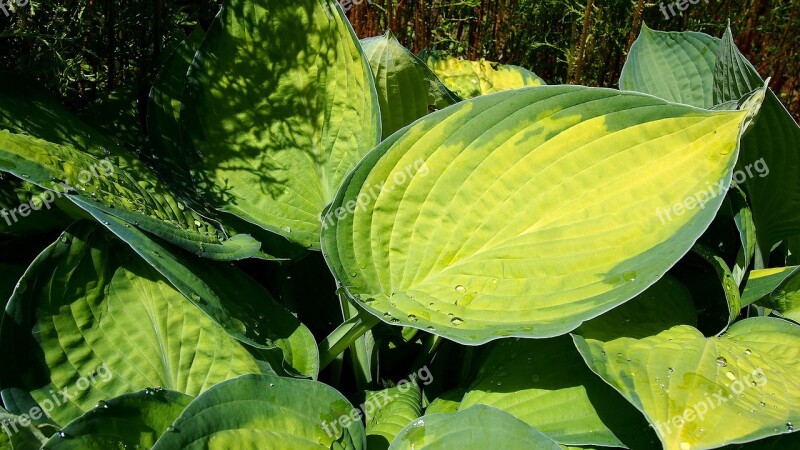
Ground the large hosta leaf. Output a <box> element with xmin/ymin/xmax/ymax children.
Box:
<box><xmin>387</xmin><ymin>404</ymin><xmax>562</xmax><ymax>449</ymax></box>
<box><xmin>620</xmin><ymin>25</ymin><xmax>720</xmax><ymax>108</ymax></box>
<box><xmin>0</xmin><ymin>224</ymin><xmax>271</xmax><ymax>426</ymax></box>
<box><xmin>361</xmin><ymin>31</ymin><xmax>458</xmax><ymax>138</ymax></box>
<box><xmin>181</xmin><ymin>0</ymin><xmax>380</xmax><ymax>249</ymax></box>
<box><xmin>151</xmin><ymin>374</ymin><xmax>366</xmax><ymax>450</ymax></box>
<box><xmin>43</xmin><ymin>389</ymin><xmax>193</xmax><ymax>449</ymax></box>
<box><xmin>422</xmin><ymin>54</ymin><xmax>544</xmax><ymax>99</ymax></box>
<box><xmin>322</xmin><ymin>85</ymin><xmax>751</xmax><ymax>344</ymax></box>
<box><xmin>574</xmin><ymin>317</ymin><xmax>800</xmax><ymax>450</ymax></box>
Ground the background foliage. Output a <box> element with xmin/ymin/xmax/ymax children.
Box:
<box><xmin>0</xmin><ymin>0</ymin><xmax>797</xmax><ymax>119</ymax></box>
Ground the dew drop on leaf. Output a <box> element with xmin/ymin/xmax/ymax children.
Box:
<box><xmin>716</xmin><ymin>356</ymin><xmax>728</xmax><ymax>367</ymax></box>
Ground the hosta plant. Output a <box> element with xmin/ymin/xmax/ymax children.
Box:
<box><xmin>0</xmin><ymin>2</ymin><xmax>798</xmax><ymax>449</ymax></box>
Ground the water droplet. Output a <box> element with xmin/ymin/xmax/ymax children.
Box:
<box><xmin>668</xmin><ymin>367</ymin><xmax>674</xmax><ymax>373</ymax></box>
<box><xmin>390</xmin><ymin>318</ymin><xmax>400</xmax><ymax>324</ymax></box>
<box><xmin>788</xmin><ymin>422</ymin><xmax>794</xmax><ymax>431</ymax></box>
<box><xmin>760</xmin><ymin>401</ymin><xmax>766</xmax><ymax>407</ymax></box>
<box><xmin>450</xmin><ymin>317</ymin><xmax>464</xmax><ymax>326</ymax></box>
<box><xmin>455</xmin><ymin>285</ymin><xmax>466</xmax><ymax>293</ymax></box>
<box><xmin>622</xmin><ymin>271</ymin><xmax>637</xmax><ymax>282</ymax></box>
<box><xmin>56</xmin><ymin>431</ymin><xmax>69</xmax><ymax>439</ymax></box>
<box><xmin>283</xmin><ymin>227</ymin><xmax>292</xmax><ymax>233</ymax></box>
<box><xmin>716</xmin><ymin>356</ymin><xmax>728</xmax><ymax>367</ymax></box>
<box><xmin>96</xmin><ymin>400</ymin><xmax>109</xmax><ymax>409</ymax></box>
<box><xmin>725</xmin><ymin>371</ymin><xmax>736</xmax><ymax>381</ymax></box>
<box><xmin>744</xmin><ymin>349</ymin><xmax>752</xmax><ymax>355</ymax></box>
<box><xmin>408</xmin><ymin>314</ymin><xmax>418</xmax><ymax>322</ymax></box>
<box><xmin>426</xmin><ymin>326</ymin><xmax>436</xmax><ymax>332</ymax></box>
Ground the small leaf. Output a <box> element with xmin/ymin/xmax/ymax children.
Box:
<box><xmin>361</xmin><ymin>30</ymin><xmax>458</xmax><ymax>138</ymax></box>
<box><xmin>620</xmin><ymin>24</ymin><xmax>720</xmax><ymax>108</ymax></box>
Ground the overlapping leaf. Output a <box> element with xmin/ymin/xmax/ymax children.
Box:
<box><xmin>422</xmin><ymin>54</ymin><xmax>544</xmax><ymax>99</ymax></box>
<box><xmin>365</xmin><ymin>383</ymin><xmax>422</xmax><ymax>450</ymax></box>
<box><xmin>387</xmin><ymin>405</ymin><xmax>562</xmax><ymax>449</ymax></box>
<box><xmin>181</xmin><ymin>0</ymin><xmax>381</xmax><ymax>249</ymax></box>
<box><xmin>574</xmin><ymin>317</ymin><xmax>800</xmax><ymax>450</ymax></box>
<box><xmin>620</xmin><ymin>25</ymin><xmax>720</xmax><ymax>108</ymax></box>
<box><xmin>361</xmin><ymin>31</ymin><xmax>458</xmax><ymax>138</ymax></box>
<box><xmin>742</xmin><ymin>266</ymin><xmax>800</xmax><ymax>322</ymax></box>
<box><xmin>43</xmin><ymin>390</ymin><xmax>193</xmax><ymax>449</ymax></box>
<box><xmin>0</xmin><ymin>224</ymin><xmax>273</xmax><ymax>426</ymax></box>
<box><xmin>151</xmin><ymin>374</ymin><xmax>366</xmax><ymax>449</ymax></box>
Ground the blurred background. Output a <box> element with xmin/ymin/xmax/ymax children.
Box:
<box><xmin>0</xmin><ymin>0</ymin><xmax>797</xmax><ymax>118</ymax></box>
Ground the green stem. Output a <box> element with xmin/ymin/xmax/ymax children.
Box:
<box><xmin>319</xmin><ymin>307</ymin><xmax>380</xmax><ymax>370</ymax></box>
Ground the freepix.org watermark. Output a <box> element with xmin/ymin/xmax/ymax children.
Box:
<box><xmin>1</xmin><ymin>159</ymin><xmax>114</xmax><ymax>227</ymax></box>
<box><xmin>656</xmin><ymin>158</ymin><xmax>768</xmax><ymax>225</ymax></box>
<box><xmin>1</xmin><ymin>364</ymin><xmax>113</xmax><ymax>438</ymax></box>
<box><xmin>321</xmin><ymin>159</ymin><xmax>429</xmax><ymax>231</ymax></box>
<box><xmin>652</xmin><ymin>367</ymin><xmax>768</xmax><ymax>439</ymax></box>
<box><xmin>658</xmin><ymin>0</ymin><xmax>711</xmax><ymax>20</ymax></box>
<box><xmin>321</xmin><ymin>366</ymin><xmax>433</xmax><ymax>438</ymax></box>
<box><xmin>0</xmin><ymin>0</ymin><xmax>29</xmax><ymax>17</ymax></box>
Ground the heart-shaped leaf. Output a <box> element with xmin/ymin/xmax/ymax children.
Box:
<box><xmin>322</xmin><ymin>85</ymin><xmax>751</xmax><ymax>344</ymax></box>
